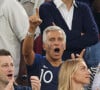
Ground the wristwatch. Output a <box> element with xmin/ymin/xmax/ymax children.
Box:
<box><xmin>27</xmin><ymin>31</ymin><xmax>34</xmax><ymax>37</ymax></box>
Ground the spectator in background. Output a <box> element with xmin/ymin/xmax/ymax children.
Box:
<box><xmin>39</xmin><ymin>0</ymin><xmax>99</xmax><ymax>68</ymax></box>
<box><xmin>0</xmin><ymin>0</ymin><xmax>29</xmax><ymax>85</ymax></box>
<box><xmin>58</xmin><ymin>58</ymin><xmax>90</xmax><ymax>90</ymax></box>
<box><xmin>0</xmin><ymin>49</ymin><xmax>41</xmax><ymax>90</ymax></box>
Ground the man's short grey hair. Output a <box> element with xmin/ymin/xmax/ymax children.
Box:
<box><xmin>43</xmin><ymin>26</ymin><xmax>66</xmax><ymax>43</ymax></box>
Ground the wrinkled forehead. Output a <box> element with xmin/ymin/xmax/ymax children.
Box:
<box><xmin>46</xmin><ymin>30</ymin><xmax>63</xmax><ymax>37</ymax></box>
<box><xmin>0</xmin><ymin>56</ymin><xmax>13</xmax><ymax>64</ymax></box>
<box><xmin>46</xmin><ymin>29</ymin><xmax>62</xmax><ymax>34</ymax></box>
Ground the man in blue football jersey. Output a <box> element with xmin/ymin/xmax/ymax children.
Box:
<box><xmin>22</xmin><ymin>8</ymin><xmax>66</xmax><ymax>90</ymax></box>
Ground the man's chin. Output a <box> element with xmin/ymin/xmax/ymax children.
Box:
<box><xmin>52</xmin><ymin>57</ymin><xmax>61</xmax><ymax>61</ymax></box>
<box><xmin>53</xmin><ymin>54</ymin><xmax>62</xmax><ymax>59</ymax></box>
<box><xmin>7</xmin><ymin>77</ymin><xmax>13</xmax><ymax>81</ymax></box>
<box><xmin>0</xmin><ymin>77</ymin><xmax>9</xmax><ymax>85</ymax></box>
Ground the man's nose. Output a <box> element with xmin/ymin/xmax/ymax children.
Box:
<box><xmin>8</xmin><ymin>66</ymin><xmax>13</xmax><ymax>71</ymax></box>
<box><xmin>54</xmin><ymin>39</ymin><xmax>60</xmax><ymax>44</ymax></box>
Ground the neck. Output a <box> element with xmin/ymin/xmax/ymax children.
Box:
<box><xmin>62</xmin><ymin>0</ymin><xmax>73</xmax><ymax>10</ymax></box>
<box><xmin>72</xmin><ymin>81</ymin><xmax>84</xmax><ymax>90</ymax></box>
<box><xmin>0</xmin><ymin>81</ymin><xmax>7</xmax><ymax>89</ymax></box>
<box><xmin>46</xmin><ymin>55</ymin><xmax>62</xmax><ymax>67</ymax></box>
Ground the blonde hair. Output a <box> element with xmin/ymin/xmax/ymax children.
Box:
<box><xmin>58</xmin><ymin>58</ymin><xmax>84</xmax><ymax>90</ymax></box>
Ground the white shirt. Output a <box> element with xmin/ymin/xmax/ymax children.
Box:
<box><xmin>54</xmin><ymin>0</ymin><xmax>77</xmax><ymax>30</ymax></box>
<box><xmin>0</xmin><ymin>0</ymin><xmax>29</xmax><ymax>78</ymax></box>
<box><xmin>20</xmin><ymin>0</ymin><xmax>44</xmax><ymax>16</ymax></box>
<box><xmin>20</xmin><ymin>0</ymin><xmax>44</xmax><ymax>38</ymax></box>
<box><xmin>0</xmin><ymin>1</ymin><xmax>4</xmax><ymax>9</ymax></box>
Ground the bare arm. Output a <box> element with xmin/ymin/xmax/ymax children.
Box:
<box><xmin>22</xmin><ymin>8</ymin><xmax>42</xmax><ymax>65</ymax></box>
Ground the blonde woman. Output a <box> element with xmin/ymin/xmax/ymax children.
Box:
<box><xmin>58</xmin><ymin>58</ymin><xmax>90</xmax><ymax>90</ymax></box>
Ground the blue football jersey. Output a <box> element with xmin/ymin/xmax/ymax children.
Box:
<box><xmin>27</xmin><ymin>54</ymin><xmax>61</xmax><ymax>90</ymax></box>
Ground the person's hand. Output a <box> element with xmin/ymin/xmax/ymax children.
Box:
<box><xmin>29</xmin><ymin>8</ymin><xmax>42</xmax><ymax>29</ymax></box>
<box><xmin>71</xmin><ymin>49</ymin><xmax>85</xmax><ymax>59</ymax></box>
<box><xmin>5</xmin><ymin>78</ymin><xmax>14</xmax><ymax>90</ymax></box>
<box><xmin>30</xmin><ymin>76</ymin><xmax>41</xmax><ymax>90</ymax></box>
